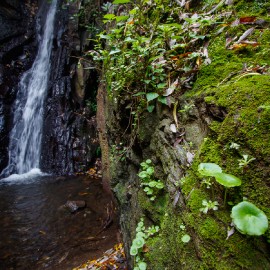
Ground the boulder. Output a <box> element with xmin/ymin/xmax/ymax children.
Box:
<box><xmin>64</xmin><ymin>200</ymin><xmax>86</xmax><ymax>213</ymax></box>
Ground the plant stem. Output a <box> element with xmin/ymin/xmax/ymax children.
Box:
<box><xmin>224</xmin><ymin>188</ymin><xmax>227</xmax><ymax>206</ymax></box>
<box><xmin>211</xmin><ymin>185</ymin><xmax>214</xmax><ymax>200</ymax></box>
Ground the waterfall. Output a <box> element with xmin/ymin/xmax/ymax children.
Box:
<box><xmin>1</xmin><ymin>0</ymin><xmax>58</xmax><ymax>177</ymax></box>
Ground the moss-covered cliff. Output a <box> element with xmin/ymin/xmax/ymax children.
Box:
<box><xmin>94</xmin><ymin>0</ymin><xmax>270</xmax><ymax>268</ymax></box>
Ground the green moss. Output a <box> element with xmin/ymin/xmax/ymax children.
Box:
<box><xmin>108</xmin><ymin>0</ymin><xmax>270</xmax><ymax>268</ymax></box>
<box><xmin>198</xmin><ymin>216</ymin><xmax>225</xmax><ymax>240</ymax></box>
<box><xmin>145</xmin><ymin>207</ymin><xmax>205</xmax><ymax>270</ymax></box>
<box><xmin>187</xmin><ymin>188</ymin><xmax>208</xmax><ymax>212</ymax></box>
<box><xmin>137</xmin><ymin>190</ymin><xmax>168</xmax><ymax>223</ymax></box>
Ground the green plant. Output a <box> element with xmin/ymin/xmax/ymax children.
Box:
<box><xmin>101</xmin><ymin>2</ymin><xmax>114</xmax><ymax>12</ymax></box>
<box><xmin>200</xmin><ymin>199</ymin><xmax>219</xmax><ymax>214</ymax></box>
<box><xmin>179</xmin><ymin>223</ymin><xmax>191</xmax><ymax>243</ymax></box>
<box><xmin>231</xmin><ymin>201</ymin><xmax>269</xmax><ymax>236</ymax></box>
<box><xmin>130</xmin><ymin>218</ymin><xmax>159</xmax><ymax>270</ymax></box>
<box><xmin>201</xmin><ymin>178</ymin><xmax>212</xmax><ymax>189</ymax></box>
<box><xmin>138</xmin><ymin>159</ymin><xmax>164</xmax><ymax>201</ymax></box>
<box><xmin>229</xmin><ymin>142</ymin><xmax>240</xmax><ymax>150</ymax></box>
<box><xmin>181</xmin><ymin>234</ymin><xmax>191</xmax><ymax>243</ymax></box>
<box><xmin>198</xmin><ymin>163</ymin><xmax>242</xmax><ymax>204</ymax></box>
<box><xmin>87</xmin><ymin>0</ymin><xmax>222</xmax><ymax>139</ymax></box>
<box><xmin>213</xmin><ymin>172</ymin><xmax>241</xmax><ymax>188</ymax></box>
<box><xmin>179</xmin><ymin>102</ymin><xmax>195</xmax><ymax>114</ymax></box>
<box><xmin>86</xmin><ymin>99</ymin><xmax>97</xmax><ymax>113</ymax></box>
<box><xmin>238</xmin><ymin>154</ymin><xmax>256</xmax><ymax>169</ymax></box>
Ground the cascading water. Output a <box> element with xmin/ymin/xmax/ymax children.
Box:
<box><xmin>1</xmin><ymin>0</ymin><xmax>58</xmax><ymax>177</ymax></box>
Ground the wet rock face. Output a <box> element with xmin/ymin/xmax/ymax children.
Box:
<box><xmin>0</xmin><ymin>0</ymin><xmax>38</xmax><ymax>172</ymax></box>
<box><xmin>40</xmin><ymin>0</ymin><xmax>99</xmax><ymax>174</ymax></box>
<box><xmin>0</xmin><ymin>0</ymin><xmax>99</xmax><ymax>175</ymax></box>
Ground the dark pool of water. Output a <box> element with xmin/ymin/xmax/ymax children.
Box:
<box><xmin>0</xmin><ymin>174</ymin><xmax>119</xmax><ymax>270</ymax></box>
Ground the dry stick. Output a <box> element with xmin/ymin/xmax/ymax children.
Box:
<box><xmin>233</xmin><ymin>72</ymin><xmax>261</xmax><ymax>83</ymax></box>
<box><xmin>206</xmin><ymin>0</ymin><xmax>226</xmax><ymax>15</ymax></box>
<box><xmin>217</xmin><ymin>71</ymin><xmax>239</xmax><ymax>87</ymax></box>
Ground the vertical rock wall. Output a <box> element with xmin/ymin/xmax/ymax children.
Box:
<box><xmin>0</xmin><ymin>0</ymin><xmax>100</xmax><ymax>176</ymax></box>
<box><xmin>40</xmin><ymin>0</ymin><xmax>100</xmax><ymax>174</ymax></box>
<box><xmin>0</xmin><ymin>0</ymin><xmax>38</xmax><ymax>172</ymax></box>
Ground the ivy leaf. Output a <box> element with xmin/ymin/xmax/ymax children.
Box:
<box><xmin>115</xmin><ymin>15</ymin><xmax>129</xmax><ymax>22</ymax></box>
<box><xmin>133</xmin><ymin>92</ymin><xmax>145</xmax><ymax>97</ymax></box>
<box><xmin>147</xmin><ymin>105</ymin><xmax>155</xmax><ymax>112</ymax></box>
<box><xmin>157</xmin><ymin>83</ymin><xmax>167</xmax><ymax>89</ymax></box>
<box><xmin>109</xmin><ymin>49</ymin><xmax>121</xmax><ymax>55</ymax></box>
<box><xmin>103</xmin><ymin>14</ymin><xmax>116</xmax><ymax>20</ymax></box>
<box><xmin>113</xmin><ymin>0</ymin><xmax>131</xmax><ymax>4</ymax></box>
<box><xmin>125</xmin><ymin>37</ymin><xmax>135</xmax><ymax>42</ymax></box>
<box><xmin>146</xmin><ymin>92</ymin><xmax>159</xmax><ymax>102</ymax></box>
<box><xmin>99</xmin><ymin>34</ymin><xmax>111</xmax><ymax>39</ymax></box>
<box><xmin>158</xmin><ymin>96</ymin><xmax>167</xmax><ymax>105</ymax></box>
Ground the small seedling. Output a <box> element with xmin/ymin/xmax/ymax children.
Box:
<box><xmin>238</xmin><ymin>154</ymin><xmax>256</xmax><ymax>169</ymax></box>
<box><xmin>200</xmin><ymin>199</ymin><xmax>219</xmax><ymax>214</ymax></box>
<box><xmin>198</xmin><ymin>163</ymin><xmax>242</xmax><ymax>205</ymax></box>
<box><xmin>229</xmin><ymin>142</ymin><xmax>240</xmax><ymax>150</ymax></box>
<box><xmin>179</xmin><ymin>224</ymin><xmax>186</xmax><ymax>231</ymax></box>
<box><xmin>202</xmin><ymin>178</ymin><xmax>212</xmax><ymax>189</ymax></box>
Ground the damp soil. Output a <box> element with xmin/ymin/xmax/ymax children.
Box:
<box><xmin>0</xmin><ymin>175</ymin><xmax>119</xmax><ymax>270</ymax></box>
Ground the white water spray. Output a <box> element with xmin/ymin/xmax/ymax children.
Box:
<box><xmin>1</xmin><ymin>0</ymin><xmax>58</xmax><ymax>177</ymax></box>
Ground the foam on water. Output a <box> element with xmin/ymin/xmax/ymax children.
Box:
<box><xmin>1</xmin><ymin>169</ymin><xmax>48</xmax><ymax>185</ymax></box>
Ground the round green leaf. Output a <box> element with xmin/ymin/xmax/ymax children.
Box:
<box><xmin>148</xmin><ymin>181</ymin><xmax>157</xmax><ymax>187</ymax></box>
<box><xmin>156</xmin><ymin>182</ymin><xmax>164</xmax><ymax>189</ymax></box>
<box><xmin>214</xmin><ymin>172</ymin><xmax>241</xmax><ymax>187</ymax></box>
<box><xmin>198</xmin><ymin>163</ymin><xmax>222</xmax><ymax>176</ymax></box>
<box><xmin>231</xmin><ymin>201</ymin><xmax>269</xmax><ymax>236</ymax></box>
<box><xmin>138</xmin><ymin>171</ymin><xmax>148</xmax><ymax>178</ymax></box>
<box><xmin>138</xmin><ymin>261</ymin><xmax>147</xmax><ymax>270</ymax></box>
<box><xmin>181</xmin><ymin>234</ymin><xmax>191</xmax><ymax>243</ymax></box>
<box><xmin>133</xmin><ymin>237</ymin><xmax>145</xmax><ymax>248</ymax></box>
<box><xmin>136</xmin><ymin>232</ymin><xmax>145</xmax><ymax>238</ymax></box>
<box><xmin>146</xmin><ymin>167</ymin><xmax>154</xmax><ymax>174</ymax></box>
<box><xmin>130</xmin><ymin>246</ymin><xmax>138</xmax><ymax>256</ymax></box>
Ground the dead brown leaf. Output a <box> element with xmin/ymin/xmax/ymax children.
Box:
<box><xmin>239</xmin><ymin>16</ymin><xmax>256</xmax><ymax>24</ymax></box>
